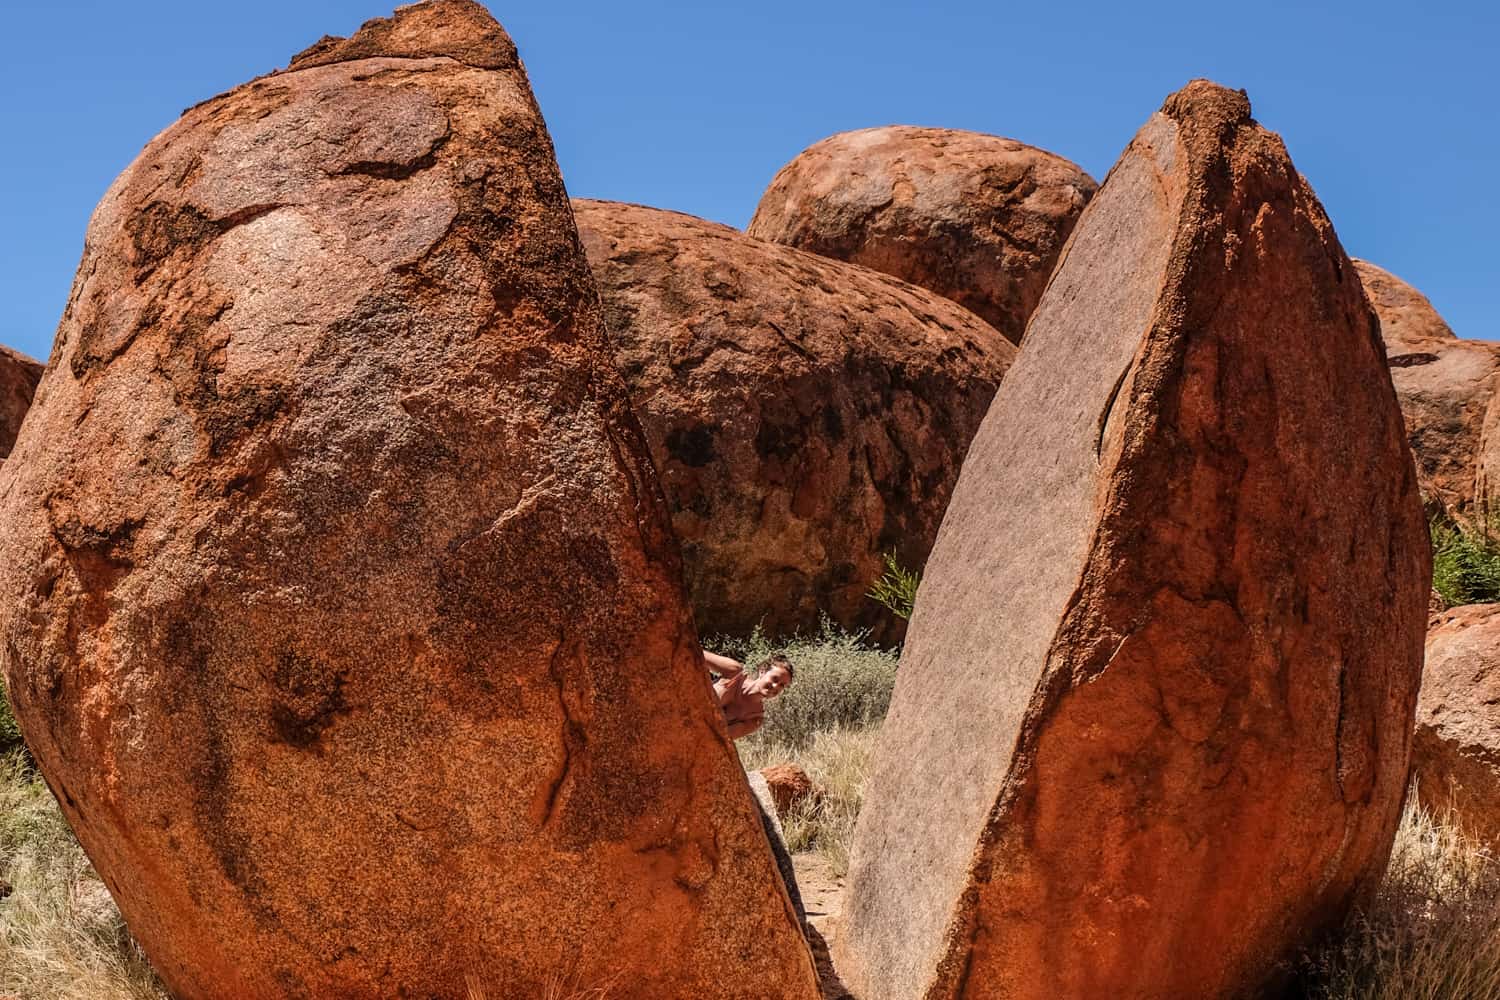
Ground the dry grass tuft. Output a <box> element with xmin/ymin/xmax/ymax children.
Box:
<box><xmin>740</xmin><ymin>727</ymin><xmax>881</xmax><ymax>877</ymax></box>
<box><xmin>540</xmin><ymin>969</ymin><xmax>620</xmax><ymax>1000</ymax></box>
<box><xmin>0</xmin><ymin>753</ymin><xmax>166</xmax><ymax>1000</ymax></box>
<box><xmin>1297</xmin><ymin>795</ymin><xmax>1500</xmax><ymax>999</ymax></box>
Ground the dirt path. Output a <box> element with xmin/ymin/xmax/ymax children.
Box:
<box><xmin>794</xmin><ymin>853</ymin><xmax>853</xmax><ymax>999</ymax></box>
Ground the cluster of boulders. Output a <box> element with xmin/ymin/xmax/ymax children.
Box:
<box><xmin>0</xmin><ymin>1</ymin><xmax>1494</xmax><ymax>998</ymax></box>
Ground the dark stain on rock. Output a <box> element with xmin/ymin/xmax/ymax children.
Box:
<box><xmin>666</xmin><ymin>425</ymin><xmax>718</xmax><ymax>468</ymax></box>
<box><xmin>269</xmin><ymin>651</ymin><xmax>351</xmax><ymax>751</ymax></box>
<box><xmin>754</xmin><ymin>421</ymin><xmax>806</xmax><ymax>462</ymax></box>
<box><xmin>1388</xmin><ymin>352</ymin><xmax>1440</xmax><ymax>369</ymax></box>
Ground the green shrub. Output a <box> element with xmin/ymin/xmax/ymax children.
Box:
<box><xmin>866</xmin><ymin>551</ymin><xmax>921</xmax><ymax>622</ymax></box>
<box><xmin>709</xmin><ymin>618</ymin><xmax>898</xmax><ymax>750</ymax></box>
<box><xmin>0</xmin><ymin>678</ymin><xmax>23</xmax><ymax>756</ymax></box>
<box><xmin>1432</xmin><ymin>519</ymin><xmax>1500</xmax><ymax>608</ymax></box>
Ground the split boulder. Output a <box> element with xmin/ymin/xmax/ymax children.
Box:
<box><xmin>0</xmin><ymin>344</ymin><xmax>42</xmax><ymax>463</ymax></box>
<box><xmin>747</xmin><ymin>126</ymin><xmax>1097</xmax><ymax>345</ymax></box>
<box><xmin>0</xmin><ymin>4</ymin><xmax>817</xmax><ymax>998</ymax></box>
<box><xmin>836</xmin><ymin>81</ymin><xmax>1429</xmax><ymax>1000</ymax></box>
<box><xmin>575</xmin><ymin>198</ymin><xmax>1015</xmax><ymax>640</ymax></box>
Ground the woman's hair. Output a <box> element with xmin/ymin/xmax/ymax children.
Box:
<box><xmin>759</xmin><ymin>653</ymin><xmax>795</xmax><ymax>679</ymax></box>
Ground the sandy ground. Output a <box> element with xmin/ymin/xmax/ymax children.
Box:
<box><xmin>794</xmin><ymin>853</ymin><xmax>854</xmax><ymax>999</ymax></box>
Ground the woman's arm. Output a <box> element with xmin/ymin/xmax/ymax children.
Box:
<box><xmin>726</xmin><ymin>714</ymin><xmax>765</xmax><ymax>740</ymax></box>
<box><xmin>703</xmin><ymin>650</ymin><xmax>744</xmax><ymax>677</ymax></box>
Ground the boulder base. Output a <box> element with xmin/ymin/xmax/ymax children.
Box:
<box><xmin>836</xmin><ymin>81</ymin><xmax>1428</xmax><ymax>1000</ymax></box>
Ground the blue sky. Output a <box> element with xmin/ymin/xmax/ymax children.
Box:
<box><xmin>2</xmin><ymin>1</ymin><xmax>1493</xmax><ymax>362</ymax></box>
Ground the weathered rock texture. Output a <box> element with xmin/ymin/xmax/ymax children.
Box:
<box><xmin>0</xmin><ymin>4</ymin><xmax>818</xmax><ymax>998</ymax></box>
<box><xmin>1356</xmin><ymin>259</ymin><xmax>1500</xmax><ymax>519</ymax></box>
<box><xmin>1470</xmin><ymin>371</ymin><xmax>1500</xmax><ymax>522</ymax></box>
<box><xmin>746</xmin><ymin>126</ymin><xmax>1097</xmax><ymax>345</ymax></box>
<box><xmin>836</xmin><ymin>81</ymin><xmax>1429</xmax><ymax>1000</ymax></box>
<box><xmin>0</xmin><ymin>345</ymin><xmax>43</xmax><ymax>463</ymax></box>
<box><xmin>575</xmin><ymin>199</ymin><xmax>1016</xmax><ymax>640</ymax></box>
<box><xmin>1415</xmin><ymin>603</ymin><xmax>1500</xmax><ymax>846</ymax></box>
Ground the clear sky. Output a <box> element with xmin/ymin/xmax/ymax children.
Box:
<box><xmin>2</xmin><ymin>1</ymin><xmax>1493</xmax><ymax>362</ymax></box>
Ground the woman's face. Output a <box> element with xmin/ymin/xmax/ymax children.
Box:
<box><xmin>748</xmin><ymin>663</ymin><xmax>793</xmax><ymax>699</ymax></box>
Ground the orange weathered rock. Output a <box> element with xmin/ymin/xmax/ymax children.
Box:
<box><xmin>0</xmin><ymin>4</ymin><xmax>817</xmax><ymax>998</ymax></box>
<box><xmin>759</xmin><ymin>763</ymin><xmax>817</xmax><ymax>819</ymax></box>
<box><xmin>837</xmin><ymin>81</ymin><xmax>1428</xmax><ymax>1000</ymax></box>
<box><xmin>1355</xmin><ymin>259</ymin><xmax>1500</xmax><ymax>519</ymax></box>
<box><xmin>0</xmin><ymin>344</ymin><xmax>42</xmax><ymax>463</ymax></box>
<box><xmin>575</xmin><ymin>199</ymin><xmax>1015</xmax><ymax>640</ymax></box>
<box><xmin>747</xmin><ymin>126</ymin><xmax>1096</xmax><ymax>345</ymax></box>
<box><xmin>1415</xmin><ymin>603</ymin><xmax>1500</xmax><ymax>846</ymax></box>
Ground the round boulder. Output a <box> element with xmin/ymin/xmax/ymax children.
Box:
<box><xmin>1416</xmin><ymin>603</ymin><xmax>1500</xmax><ymax>845</ymax></box>
<box><xmin>747</xmin><ymin>126</ymin><xmax>1097</xmax><ymax>345</ymax></box>
<box><xmin>1355</xmin><ymin>259</ymin><xmax>1500</xmax><ymax>518</ymax></box>
<box><xmin>575</xmin><ymin>199</ymin><xmax>1016</xmax><ymax>640</ymax></box>
<box><xmin>1356</xmin><ymin>258</ymin><xmax>1457</xmax><ymax>350</ymax></box>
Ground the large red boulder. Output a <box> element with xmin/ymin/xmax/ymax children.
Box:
<box><xmin>574</xmin><ymin>199</ymin><xmax>1016</xmax><ymax>640</ymax></box>
<box><xmin>0</xmin><ymin>344</ymin><xmax>42</xmax><ymax>463</ymax></box>
<box><xmin>747</xmin><ymin>126</ymin><xmax>1096</xmax><ymax>345</ymax></box>
<box><xmin>1415</xmin><ymin>603</ymin><xmax>1500</xmax><ymax>846</ymax></box>
<box><xmin>0</xmin><ymin>5</ymin><xmax>818</xmax><ymax>998</ymax></box>
<box><xmin>837</xmin><ymin>82</ymin><xmax>1428</xmax><ymax>1000</ymax></box>
<box><xmin>1355</xmin><ymin>259</ymin><xmax>1500</xmax><ymax>519</ymax></box>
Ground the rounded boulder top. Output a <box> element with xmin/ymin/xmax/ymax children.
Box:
<box><xmin>1354</xmin><ymin>258</ymin><xmax>1457</xmax><ymax>353</ymax></box>
<box><xmin>1355</xmin><ymin>258</ymin><xmax>1498</xmax><ymax>518</ymax></box>
<box><xmin>748</xmin><ymin>125</ymin><xmax>1097</xmax><ymax>345</ymax></box>
<box><xmin>286</xmin><ymin>0</ymin><xmax>519</xmax><ymax>70</ymax></box>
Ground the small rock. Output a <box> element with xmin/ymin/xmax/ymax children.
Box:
<box><xmin>759</xmin><ymin>763</ymin><xmax>817</xmax><ymax>818</ymax></box>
